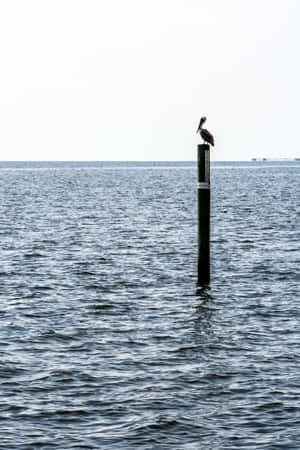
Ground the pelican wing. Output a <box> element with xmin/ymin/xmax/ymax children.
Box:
<box><xmin>200</xmin><ymin>128</ymin><xmax>214</xmax><ymax>146</ymax></box>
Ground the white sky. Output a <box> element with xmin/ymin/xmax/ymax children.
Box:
<box><xmin>0</xmin><ymin>0</ymin><xmax>299</xmax><ymax>161</ymax></box>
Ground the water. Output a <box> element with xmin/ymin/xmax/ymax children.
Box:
<box><xmin>0</xmin><ymin>160</ymin><xmax>299</xmax><ymax>449</ymax></box>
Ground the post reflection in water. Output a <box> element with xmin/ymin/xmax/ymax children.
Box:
<box><xmin>193</xmin><ymin>286</ymin><xmax>216</xmax><ymax>338</ymax></box>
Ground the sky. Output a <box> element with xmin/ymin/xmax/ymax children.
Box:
<box><xmin>0</xmin><ymin>0</ymin><xmax>299</xmax><ymax>161</ymax></box>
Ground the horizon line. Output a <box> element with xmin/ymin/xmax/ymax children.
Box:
<box><xmin>0</xmin><ymin>159</ymin><xmax>299</xmax><ymax>163</ymax></box>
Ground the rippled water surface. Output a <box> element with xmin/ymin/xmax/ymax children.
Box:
<box><xmin>0</xmin><ymin>161</ymin><xmax>299</xmax><ymax>449</ymax></box>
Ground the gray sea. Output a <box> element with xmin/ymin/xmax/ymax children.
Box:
<box><xmin>0</xmin><ymin>160</ymin><xmax>299</xmax><ymax>449</ymax></box>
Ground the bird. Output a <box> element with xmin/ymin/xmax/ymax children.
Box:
<box><xmin>196</xmin><ymin>116</ymin><xmax>214</xmax><ymax>146</ymax></box>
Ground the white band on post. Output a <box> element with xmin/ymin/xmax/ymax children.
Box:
<box><xmin>197</xmin><ymin>182</ymin><xmax>210</xmax><ymax>189</ymax></box>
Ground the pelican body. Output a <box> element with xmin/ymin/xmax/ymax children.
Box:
<box><xmin>196</xmin><ymin>117</ymin><xmax>214</xmax><ymax>146</ymax></box>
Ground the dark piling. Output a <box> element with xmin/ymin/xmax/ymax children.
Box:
<box><xmin>197</xmin><ymin>144</ymin><xmax>210</xmax><ymax>284</ymax></box>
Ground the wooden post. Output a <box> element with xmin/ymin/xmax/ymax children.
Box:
<box><xmin>197</xmin><ymin>144</ymin><xmax>210</xmax><ymax>284</ymax></box>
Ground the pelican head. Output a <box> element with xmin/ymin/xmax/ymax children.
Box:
<box><xmin>200</xmin><ymin>116</ymin><xmax>206</xmax><ymax>127</ymax></box>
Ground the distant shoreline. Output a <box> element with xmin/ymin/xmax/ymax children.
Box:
<box><xmin>251</xmin><ymin>158</ymin><xmax>300</xmax><ymax>161</ymax></box>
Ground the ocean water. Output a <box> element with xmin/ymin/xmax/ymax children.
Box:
<box><xmin>0</xmin><ymin>160</ymin><xmax>299</xmax><ymax>449</ymax></box>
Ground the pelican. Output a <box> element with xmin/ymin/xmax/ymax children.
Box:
<box><xmin>196</xmin><ymin>116</ymin><xmax>214</xmax><ymax>146</ymax></box>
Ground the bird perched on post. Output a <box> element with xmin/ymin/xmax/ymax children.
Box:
<box><xmin>196</xmin><ymin>116</ymin><xmax>214</xmax><ymax>146</ymax></box>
